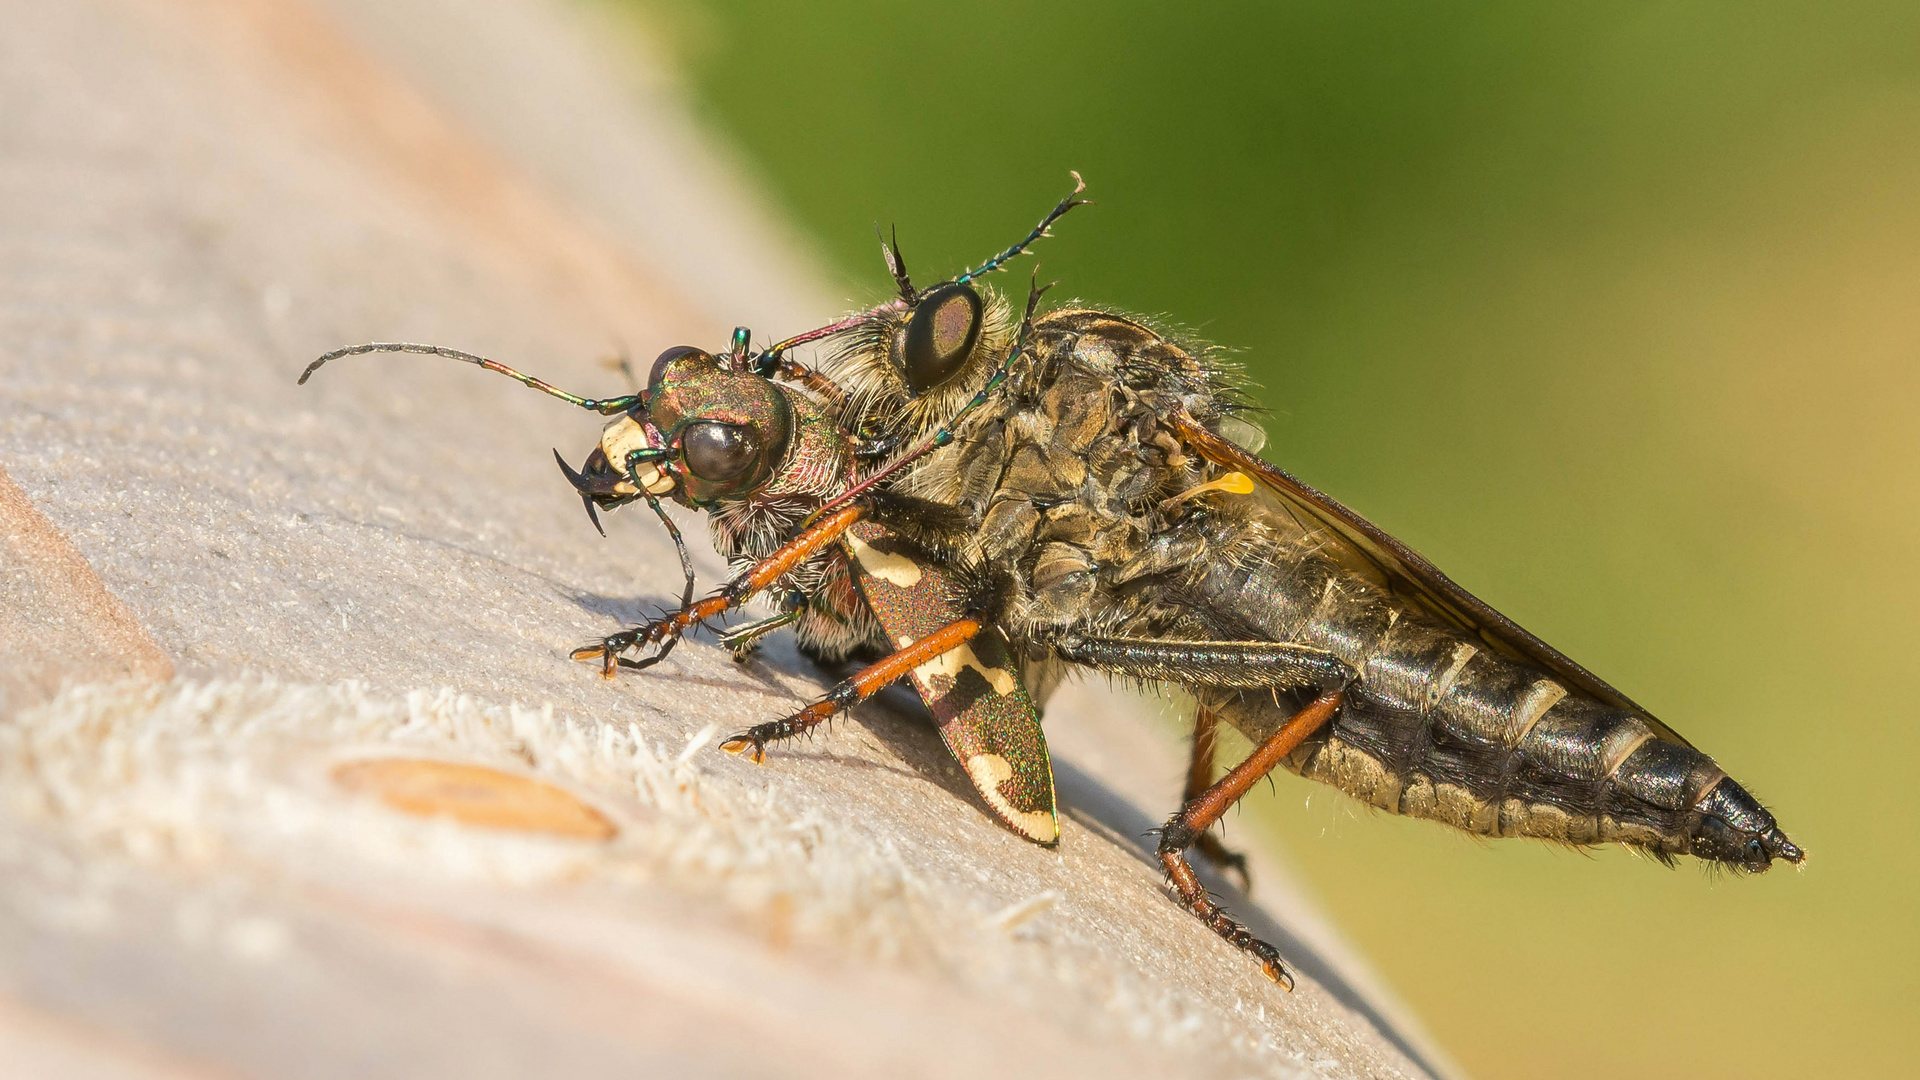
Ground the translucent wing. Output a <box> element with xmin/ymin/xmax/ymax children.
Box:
<box><xmin>841</xmin><ymin>521</ymin><xmax>1059</xmax><ymax>843</ymax></box>
<box><xmin>1171</xmin><ymin>407</ymin><xmax>1693</xmax><ymax>748</ymax></box>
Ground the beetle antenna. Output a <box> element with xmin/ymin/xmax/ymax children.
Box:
<box><xmin>954</xmin><ymin>172</ymin><xmax>1088</xmax><ymax>286</ymax></box>
<box><xmin>601</xmin><ymin>340</ymin><xmax>641</xmax><ymax>392</ymax></box>
<box><xmin>725</xmin><ymin>327</ymin><xmax>754</xmax><ymax>372</ymax></box>
<box><xmin>301</xmin><ymin>342</ymin><xmax>640</xmax><ymax>416</ymax></box>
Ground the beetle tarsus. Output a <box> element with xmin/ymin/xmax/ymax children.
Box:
<box><xmin>721</xmin><ymin>704</ymin><xmax>834</xmax><ymax>762</ymax></box>
<box><xmin>719</xmin><ymin>731</ymin><xmax>768</xmax><ymax>763</ymax></box>
<box><xmin>574</xmin><ymin>608</ymin><xmax>704</xmax><ymax>675</ymax></box>
<box><xmin>304</xmin><ymin>183</ymin><xmax>1807</xmax><ymax>993</ymax></box>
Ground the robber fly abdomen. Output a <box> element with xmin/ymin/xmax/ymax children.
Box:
<box><xmin>1185</xmin><ymin>537</ymin><xmax>1790</xmax><ymax>867</ymax></box>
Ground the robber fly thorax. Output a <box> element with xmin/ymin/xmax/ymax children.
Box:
<box><xmin>302</xmin><ymin>176</ymin><xmax>1802</xmax><ymax>988</ymax></box>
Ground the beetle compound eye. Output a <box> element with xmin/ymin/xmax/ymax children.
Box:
<box><xmin>682</xmin><ymin>421</ymin><xmax>760</xmax><ymax>483</ymax></box>
<box><xmin>649</xmin><ymin>346</ymin><xmax>712</xmax><ymax>392</ymax></box>
<box><xmin>901</xmin><ymin>283</ymin><xmax>982</xmax><ymax>396</ymax></box>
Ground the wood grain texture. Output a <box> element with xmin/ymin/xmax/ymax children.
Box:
<box><xmin>0</xmin><ymin>468</ymin><xmax>172</xmax><ymax>715</ymax></box>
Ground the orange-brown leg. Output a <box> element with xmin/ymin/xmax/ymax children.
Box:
<box><xmin>1160</xmin><ymin>688</ymin><xmax>1345</xmax><ymax>988</ymax></box>
<box><xmin>572</xmin><ymin>505</ymin><xmax>866</xmax><ymax>676</ymax></box>
<box><xmin>721</xmin><ymin>618</ymin><xmax>982</xmax><ymax>762</ymax></box>
<box><xmin>1184</xmin><ymin>705</ymin><xmax>1251</xmax><ymax>889</ymax></box>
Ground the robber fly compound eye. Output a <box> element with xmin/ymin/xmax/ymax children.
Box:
<box><xmin>901</xmin><ymin>283</ymin><xmax>983</xmax><ymax>396</ymax></box>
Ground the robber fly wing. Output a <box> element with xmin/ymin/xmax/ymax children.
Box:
<box><xmin>1171</xmin><ymin>407</ymin><xmax>1694</xmax><ymax>749</ymax></box>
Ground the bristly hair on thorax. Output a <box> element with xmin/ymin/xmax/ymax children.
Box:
<box><xmin>814</xmin><ymin>285</ymin><xmax>1019</xmax><ymax>446</ymax></box>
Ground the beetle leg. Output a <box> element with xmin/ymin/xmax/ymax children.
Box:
<box><xmin>721</xmin><ymin>618</ymin><xmax>982</xmax><ymax>762</ymax></box>
<box><xmin>1184</xmin><ymin>705</ymin><xmax>1252</xmax><ymax>890</ymax></box>
<box><xmin>571</xmin><ymin>506</ymin><xmax>865</xmax><ymax>675</ymax></box>
<box><xmin>1159</xmin><ymin>687</ymin><xmax>1345</xmax><ymax>989</ymax></box>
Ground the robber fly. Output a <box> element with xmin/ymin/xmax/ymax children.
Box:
<box><xmin>302</xmin><ymin>177</ymin><xmax>1803</xmax><ymax>988</ymax></box>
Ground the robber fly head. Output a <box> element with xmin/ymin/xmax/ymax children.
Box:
<box><xmin>822</xmin><ymin>280</ymin><xmax>1022</xmax><ymax>444</ymax></box>
<box><xmin>750</xmin><ymin>173</ymin><xmax>1090</xmax><ymax>445</ymax></box>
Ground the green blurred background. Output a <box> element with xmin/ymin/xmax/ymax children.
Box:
<box><xmin>623</xmin><ymin>2</ymin><xmax>1917</xmax><ymax>1076</ymax></box>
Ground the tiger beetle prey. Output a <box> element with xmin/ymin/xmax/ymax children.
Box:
<box><xmin>303</xmin><ymin>174</ymin><xmax>1802</xmax><ymax>988</ymax></box>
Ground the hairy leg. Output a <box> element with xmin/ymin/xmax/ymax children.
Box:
<box><xmin>1159</xmin><ymin>688</ymin><xmax>1345</xmax><ymax>988</ymax></box>
<box><xmin>1183</xmin><ymin>704</ymin><xmax>1252</xmax><ymax>888</ymax></box>
<box><xmin>1052</xmin><ymin>635</ymin><xmax>1351</xmax><ymax>690</ymax></box>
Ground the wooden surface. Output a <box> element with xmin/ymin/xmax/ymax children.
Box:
<box><xmin>0</xmin><ymin>1</ymin><xmax>1454</xmax><ymax>1076</ymax></box>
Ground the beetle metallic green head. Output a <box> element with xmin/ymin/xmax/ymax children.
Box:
<box><xmin>560</xmin><ymin>345</ymin><xmax>794</xmax><ymax>514</ymax></box>
<box><xmin>298</xmin><ymin>339</ymin><xmax>795</xmax><ymax>538</ymax></box>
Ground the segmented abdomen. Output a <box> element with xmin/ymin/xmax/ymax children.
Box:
<box><xmin>1190</xmin><ymin>539</ymin><xmax>1730</xmax><ymax>856</ymax></box>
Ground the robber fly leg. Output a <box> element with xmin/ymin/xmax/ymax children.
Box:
<box><xmin>1050</xmin><ymin>634</ymin><xmax>1354</xmax><ymax>891</ymax></box>
<box><xmin>761</xmin><ymin>356</ymin><xmax>855</xmax><ymax>418</ymax></box>
<box><xmin>1158</xmin><ymin>688</ymin><xmax>1346</xmax><ymax>989</ymax></box>
<box><xmin>721</xmin><ymin>618</ymin><xmax>982</xmax><ymax>763</ymax></box>
<box><xmin>572</xmin><ymin>506</ymin><xmax>865</xmax><ymax>676</ymax></box>
<box><xmin>1184</xmin><ymin>704</ymin><xmax>1252</xmax><ymax>890</ymax></box>
<box><xmin>1051</xmin><ymin>635</ymin><xmax>1353</xmax><ymax>691</ymax></box>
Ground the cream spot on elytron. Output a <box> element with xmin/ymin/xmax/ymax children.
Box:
<box><xmin>916</xmin><ymin>642</ymin><xmax>1017</xmax><ymax>696</ymax></box>
<box><xmin>845</xmin><ymin>530</ymin><xmax>923</xmax><ymax>587</ymax></box>
<box><xmin>965</xmin><ymin>753</ymin><xmax>1057</xmax><ymax>843</ymax></box>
